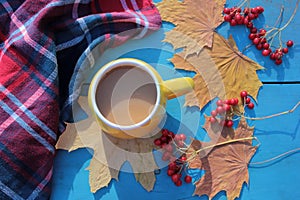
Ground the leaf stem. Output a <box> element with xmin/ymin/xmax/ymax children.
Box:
<box><xmin>185</xmin><ymin>136</ymin><xmax>258</xmax><ymax>162</ymax></box>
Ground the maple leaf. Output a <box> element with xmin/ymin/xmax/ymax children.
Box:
<box><xmin>56</xmin><ymin>96</ymin><xmax>159</xmax><ymax>193</ymax></box>
<box><xmin>156</xmin><ymin>0</ymin><xmax>225</xmax><ymax>56</ymax></box>
<box><xmin>172</xmin><ymin>33</ymin><xmax>264</xmax><ymax>110</ymax></box>
<box><xmin>186</xmin><ymin>118</ymin><xmax>257</xmax><ymax>200</ymax></box>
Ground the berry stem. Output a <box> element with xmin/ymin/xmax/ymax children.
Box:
<box><xmin>279</xmin><ymin>0</ymin><xmax>299</xmax><ymax>32</ymax></box>
<box><xmin>249</xmin><ymin>147</ymin><xmax>300</xmax><ymax>166</ymax></box>
<box><xmin>242</xmin><ymin>101</ymin><xmax>300</xmax><ymax>121</ymax></box>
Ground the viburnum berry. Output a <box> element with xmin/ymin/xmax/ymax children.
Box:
<box><xmin>226</xmin><ymin>120</ymin><xmax>234</xmax><ymax>128</ymax></box>
<box><xmin>247</xmin><ymin>102</ymin><xmax>255</xmax><ymax>109</ymax></box>
<box><xmin>209</xmin><ymin>117</ymin><xmax>217</xmax><ymax>123</ymax></box>
<box><xmin>223</xmin><ymin>103</ymin><xmax>231</xmax><ymax>112</ymax></box>
<box><xmin>216</xmin><ymin>106</ymin><xmax>225</xmax><ymax>114</ymax></box>
<box><xmin>223</xmin><ymin>7</ymin><xmax>231</xmax><ymax>14</ymax></box>
<box><xmin>175</xmin><ymin>179</ymin><xmax>182</xmax><ymax>187</ymax></box>
<box><xmin>167</xmin><ymin>169</ymin><xmax>175</xmax><ymax>176</ymax></box>
<box><xmin>263</xmin><ymin>43</ymin><xmax>270</xmax><ymax>49</ymax></box>
<box><xmin>275</xmin><ymin>59</ymin><xmax>282</xmax><ymax>65</ymax></box>
<box><xmin>172</xmin><ymin>174</ymin><xmax>180</xmax><ymax>183</ymax></box>
<box><xmin>286</xmin><ymin>40</ymin><xmax>294</xmax><ymax>47</ymax></box>
<box><xmin>184</xmin><ymin>175</ymin><xmax>192</xmax><ymax>183</ymax></box>
<box><xmin>211</xmin><ymin>110</ymin><xmax>218</xmax><ymax>117</ymax></box>
<box><xmin>154</xmin><ymin>138</ymin><xmax>162</xmax><ymax>146</ymax></box>
<box><xmin>240</xmin><ymin>90</ymin><xmax>248</xmax><ymax>98</ymax></box>
<box><xmin>262</xmin><ymin>49</ymin><xmax>271</xmax><ymax>56</ymax></box>
<box><xmin>216</xmin><ymin>99</ymin><xmax>223</xmax><ymax>106</ymax></box>
<box><xmin>282</xmin><ymin>48</ymin><xmax>288</xmax><ymax>54</ymax></box>
<box><xmin>246</xmin><ymin>97</ymin><xmax>251</xmax><ymax>104</ymax></box>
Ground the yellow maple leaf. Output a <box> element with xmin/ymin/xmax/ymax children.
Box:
<box><xmin>56</xmin><ymin>96</ymin><xmax>159</xmax><ymax>192</ymax></box>
<box><xmin>172</xmin><ymin>33</ymin><xmax>264</xmax><ymax>110</ymax></box>
<box><xmin>187</xmin><ymin>118</ymin><xmax>257</xmax><ymax>200</ymax></box>
<box><xmin>156</xmin><ymin>0</ymin><xmax>226</xmax><ymax>56</ymax></box>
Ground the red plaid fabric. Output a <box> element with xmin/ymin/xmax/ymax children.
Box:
<box><xmin>0</xmin><ymin>0</ymin><xmax>161</xmax><ymax>199</ymax></box>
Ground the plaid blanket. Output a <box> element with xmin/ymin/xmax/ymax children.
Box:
<box><xmin>0</xmin><ymin>0</ymin><xmax>161</xmax><ymax>199</ymax></box>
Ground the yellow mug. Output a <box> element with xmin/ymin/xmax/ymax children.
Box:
<box><xmin>88</xmin><ymin>58</ymin><xmax>194</xmax><ymax>139</ymax></box>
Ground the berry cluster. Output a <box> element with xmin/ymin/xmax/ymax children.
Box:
<box><xmin>224</xmin><ymin>6</ymin><xmax>294</xmax><ymax>65</ymax></box>
<box><xmin>209</xmin><ymin>90</ymin><xmax>255</xmax><ymax>126</ymax></box>
<box><xmin>223</xmin><ymin>6</ymin><xmax>264</xmax><ymax>27</ymax></box>
<box><xmin>154</xmin><ymin>129</ymin><xmax>192</xmax><ymax>186</ymax></box>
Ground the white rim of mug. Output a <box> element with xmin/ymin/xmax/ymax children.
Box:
<box><xmin>90</xmin><ymin>58</ymin><xmax>161</xmax><ymax>130</ymax></box>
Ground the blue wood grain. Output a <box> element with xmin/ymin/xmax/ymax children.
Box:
<box><xmin>51</xmin><ymin>0</ymin><xmax>300</xmax><ymax>199</ymax></box>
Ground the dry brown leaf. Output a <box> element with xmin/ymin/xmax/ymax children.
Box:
<box><xmin>156</xmin><ymin>0</ymin><xmax>225</xmax><ymax>56</ymax></box>
<box><xmin>187</xmin><ymin>118</ymin><xmax>257</xmax><ymax>200</ymax></box>
<box><xmin>56</xmin><ymin>96</ymin><xmax>159</xmax><ymax>192</ymax></box>
<box><xmin>173</xmin><ymin>33</ymin><xmax>264</xmax><ymax>110</ymax></box>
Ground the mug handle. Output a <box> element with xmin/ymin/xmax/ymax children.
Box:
<box><xmin>163</xmin><ymin>77</ymin><xmax>195</xmax><ymax>100</ymax></box>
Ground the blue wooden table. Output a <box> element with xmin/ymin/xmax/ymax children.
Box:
<box><xmin>50</xmin><ymin>0</ymin><xmax>300</xmax><ymax>199</ymax></box>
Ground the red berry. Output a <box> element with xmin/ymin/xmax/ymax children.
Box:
<box><xmin>230</xmin><ymin>19</ymin><xmax>237</xmax><ymax>26</ymax></box>
<box><xmin>251</xmin><ymin>7</ymin><xmax>258</xmax><ymax>14</ymax></box>
<box><xmin>246</xmin><ymin>97</ymin><xmax>251</xmax><ymax>104</ymax></box>
<box><xmin>247</xmin><ymin>22</ymin><xmax>253</xmax><ymax>28</ymax></box>
<box><xmin>253</xmin><ymin>37</ymin><xmax>260</xmax><ymax>45</ymax></box>
<box><xmin>282</xmin><ymin>48</ymin><xmax>288</xmax><ymax>54</ymax></box>
<box><xmin>163</xmin><ymin>144</ymin><xmax>173</xmax><ymax>152</ymax></box>
<box><xmin>263</xmin><ymin>43</ymin><xmax>270</xmax><ymax>49</ymax></box>
<box><xmin>184</xmin><ymin>175</ymin><xmax>192</xmax><ymax>183</ymax></box>
<box><xmin>162</xmin><ymin>151</ymin><xmax>171</xmax><ymax>161</ymax></box>
<box><xmin>256</xmin><ymin>43</ymin><xmax>263</xmax><ymax>50</ymax></box>
<box><xmin>231</xmin><ymin>98</ymin><xmax>239</xmax><ymax>105</ymax></box>
<box><xmin>243</xmin><ymin>18</ymin><xmax>249</xmax><ymax>25</ymax></box>
<box><xmin>240</xmin><ymin>91</ymin><xmax>248</xmax><ymax>98</ymax></box>
<box><xmin>224</xmin><ymin>15</ymin><xmax>232</xmax><ymax>22</ymax></box>
<box><xmin>257</xmin><ymin>6</ymin><xmax>264</xmax><ymax>13</ymax></box>
<box><xmin>270</xmin><ymin>53</ymin><xmax>276</xmax><ymax>60</ymax></box>
<box><xmin>259</xmin><ymin>29</ymin><xmax>266</xmax><ymax>36</ymax></box>
<box><xmin>209</xmin><ymin>117</ymin><xmax>217</xmax><ymax>123</ymax></box>
<box><xmin>178</xmin><ymin>133</ymin><xmax>186</xmax><ymax>141</ymax></box>
<box><xmin>226</xmin><ymin>120</ymin><xmax>234</xmax><ymax>127</ymax></box>
<box><xmin>216</xmin><ymin>106</ymin><xmax>225</xmax><ymax>114</ymax></box>
<box><xmin>275</xmin><ymin>59</ymin><xmax>282</xmax><ymax>65</ymax></box>
<box><xmin>286</xmin><ymin>40</ymin><xmax>294</xmax><ymax>47</ymax></box>
<box><xmin>248</xmin><ymin>33</ymin><xmax>256</xmax><ymax>40</ymax></box>
<box><xmin>161</xmin><ymin>136</ymin><xmax>168</xmax><ymax>143</ymax></box>
<box><xmin>154</xmin><ymin>139</ymin><xmax>162</xmax><ymax>146</ymax></box>
<box><xmin>223</xmin><ymin>104</ymin><xmax>231</xmax><ymax>112</ymax></box>
<box><xmin>229</xmin><ymin>98</ymin><xmax>236</xmax><ymax>105</ymax></box>
<box><xmin>167</xmin><ymin>169</ymin><xmax>175</xmax><ymax>176</ymax></box>
<box><xmin>180</xmin><ymin>155</ymin><xmax>187</xmax><ymax>162</ymax></box>
<box><xmin>161</xmin><ymin>129</ymin><xmax>169</xmax><ymax>136</ymax></box>
<box><xmin>248</xmin><ymin>13</ymin><xmax>255</xmax><ymax>20</ymax></box>
<box><xmin>251</xmin><ymin>27</ymin><xmax>257</xmax><ymax>33</ymax></box>
<box><xmin>235</xmin><ymin>13</ymin><xmax>242</xmax><ymax>21</ymax></box>
<box><xmin>168</xmin><ymin>162</ymin><xmax>177</xmax><ymax>170</ymax></box>
<box><xmin>175</xmin><ymin>179</ymin><xmax>182</xmax><ymax>186</ymax></box>
<box><xmin>262</xmin><ymin>49</ymin><xmax>270</xmax><ymax>56</ymax></box>
<box><xmin>244</xmin><ymin>7</ymin><xmax>250</xmax><ymax>15</ymax></box>
<box><xmin>172</xmin><ymin>174</ymin><xmax>180</xmax><ymax>183</ymax></box>
<box><xmin>216</xmin><ymin>99</ymin><xmax>223</xmax><ymax>106</ymax></box>
<box><xmin>224</xmin><ymin>99</ymin><xmax>231</xmax><ymax>105</ymax></box>
<box><xmin>247</xmin><ymin>102</ymin><xmax>255</xmax><ymax>109</ymax></box>
<box><xmin>223</xmin><ymin>7</ymin><xmax>231</xmax><ymax>14</ymax></box>
<box><xmin>211</xmin><ymin>110</ymin><xmax>218</xmax><ymax>117</ymax></box>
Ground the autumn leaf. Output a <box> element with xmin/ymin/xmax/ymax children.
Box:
<box><xmin>156</xmin><ymin>0</ymin><xmax>225</xmax><ymax>56</ymax></box>
<box><xmin>186</xmin><ymin>118</ymin><xmax>257</xmax><ymax>200</ymax></box>
<box><xmin>56</xmin><ymin>96</ymin><xmax>159</xmax><ymax>192</ymax></box>
<box><xmin>172</xmin><ymin>33</ymin><xmax>264</xmax><ymax>110</ymax></box>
